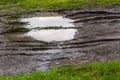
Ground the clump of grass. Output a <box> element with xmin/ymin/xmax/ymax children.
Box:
<box><xmin>2</xmin><ymin>21</ymin><xmax>30</xmax><ymax>33</ymax></box>
<box><xmin>3</xmin><ymin>26</ymin><xmax>30</xmax><ymax>33</ymax></box>
<box><xmin>0</xmin><ymin>0</ymin><xmax>24</xmax><ymax>4</ymax></box>
<box><xmin>8</xmin><ymin>27</ymin><xmax>30</xmax><ymax>33</ymax></box>
<box><xmin>0</xmin><ymin>61</ymin><xmax>120</xmax><ymax>80</ymax></box>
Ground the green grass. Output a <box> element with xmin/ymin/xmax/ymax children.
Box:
<box><xmin>0</xmin><ymin>0</ymin><xmax>24</xmax><ymax>4</ymax></box>
<box><xmin>0</xmin><ymin>61</ymin><xmax>120</xmax><ymax>80</ymax></box>
<box><xmin>0</xmin><ymin>0</ymin><xmax>120</xmax><ymax>10</ymax></box>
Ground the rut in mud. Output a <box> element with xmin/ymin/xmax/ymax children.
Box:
<box><xmin>0</xmin><ymin>6</ymin><xmax>120</xmax><ymax>75</ymax></box>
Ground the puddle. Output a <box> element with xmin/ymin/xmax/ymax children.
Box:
<box><xmin>26</xmin><ymin>29</ymin><xmax>77</xmax><ymax>42</ymax></box>
<box><xmin>21</xmin><ymin>16</ymin><xmax>75</xmax><ymax>28</ymax></box>
<box><xmin>20</xmin><ymin>16</ymin><xmax>77</xmax><ymax>42</ymax></box>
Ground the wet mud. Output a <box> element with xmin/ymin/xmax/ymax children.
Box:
<box><xmin>0</xmin><ymin>5</ymin><xmax>120</xmax><ymax>75</ymax></box>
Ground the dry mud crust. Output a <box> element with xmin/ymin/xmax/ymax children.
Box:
<box><xmin>0</xmin><ymin>4</ymin><xmax>120</xmax><ymax>75</ymax></box>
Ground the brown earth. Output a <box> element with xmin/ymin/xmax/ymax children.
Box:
<box><xmin>0</xmin><ymin>4</ymin><xmax>120</xmax><ymax>75</ymax></box>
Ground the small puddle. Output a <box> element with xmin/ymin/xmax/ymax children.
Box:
<box><xmin>20</xmin><ymin>16</ymin><xmax>77</xmax><ymax>42</ymax></box>
<box><xmin>26</xmin><ymin>29</ymin><xmax>77</xmax><ymax>42</ymax></box>
<box><xmin>21</xmin><ymin>16</ymin><xmax>75</xmax><ymax>28</ymax></box>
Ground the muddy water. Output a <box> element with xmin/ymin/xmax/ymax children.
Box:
<box><xmin>0</xmin><ymin>11</ymin><xmax>120</xmax><ymax>75</ymax></box>
<box><xmin>26</xmin><ymin>29</ymin><xmax>77</xmax><ymax>42</ymax></box>
<box><xmin>20</xmin><ymin>16</ymin><xmax>77</xmax><ymax>42</ymax></box>
<box><xmin>21</xmin><ymin>16</ymin><xmax>75</xmax><ymax>28</ymax></box>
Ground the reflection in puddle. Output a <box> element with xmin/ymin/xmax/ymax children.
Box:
<box><xmin>26</xmin><ymin>29</ymin><xmax>77</xmax><ymax>42</ymax></box>
<box><xmin>21</xmin><ymin>16</ymin><xmax>75</xmax><ymax>28</ymax></box>
<box><xmin>21</xmin><ymin>16</ymin><xmax>77</xmax><ymax>42</ymax></box>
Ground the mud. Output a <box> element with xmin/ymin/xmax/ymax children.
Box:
<box><xmin>0</xmin><ymin>4</ymin><xmax>120</xmax><ymax>75</ymax></box>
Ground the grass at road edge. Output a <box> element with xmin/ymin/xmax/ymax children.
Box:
<box><xmin>0</xmin><ymin>61</ymin><xmax>120</xmax><ymax>80</ymax></box>
<box><xmin>0</xmin><ymin>0</ymin><xmax>120</xmax><ymax>10</ymax></box>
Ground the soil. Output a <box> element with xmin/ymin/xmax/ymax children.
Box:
<box><xmin>0</xmin><ymin>4</ymin><xmax>120</xmax><ymax>75</ymax></box>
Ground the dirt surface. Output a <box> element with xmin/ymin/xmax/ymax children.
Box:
<box><xmin>0</xmin><ymin>4</ymin><xmax>120</xmax><ymax>75</ymax></box>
